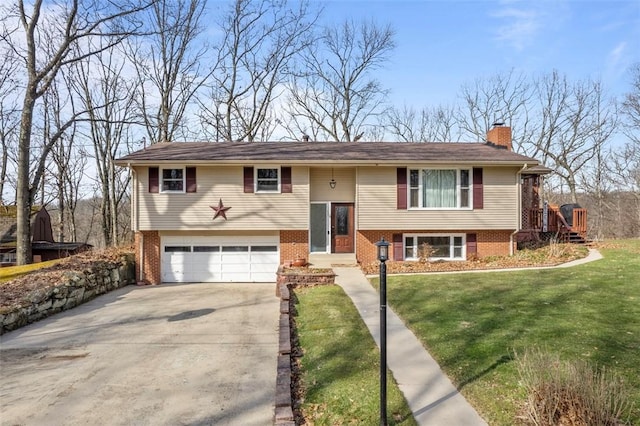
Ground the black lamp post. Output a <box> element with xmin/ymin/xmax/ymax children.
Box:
<box><xmin>375</xmin><ymin>237</ymin><xmax>390</xmax><ymax>426</ymax></box>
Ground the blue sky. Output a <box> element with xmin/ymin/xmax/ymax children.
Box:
<box><xmin>320</xmin><ymin>0</ymin><xmax>640</xmax><ymax>107</ymax></box>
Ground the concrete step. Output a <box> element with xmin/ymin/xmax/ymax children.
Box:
<box><xmin>308</xmin><ymin>253</ymin><xmax>357</xmax><ymax>268</ymax></box>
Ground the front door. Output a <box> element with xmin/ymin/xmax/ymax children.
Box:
<box><xmin>331</xmin><ymin>203</ymin><xmax>354</xmax><ymax>253</ymax></box>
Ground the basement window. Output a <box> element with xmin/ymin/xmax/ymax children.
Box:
<box><xmin>404</xmin><ymin>234</ymin><xmax>465</xmax><ymax>261</ymax></box>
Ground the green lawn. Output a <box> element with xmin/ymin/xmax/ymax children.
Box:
<box><xmin>375</xmin><ymin>240</ymin><xmax>640</xmax><ymax>425</ymax></box>
<box><xmin>293</xmin><ymin>285</ymin><xmax>418</xmax><ymax>425</ymax></box>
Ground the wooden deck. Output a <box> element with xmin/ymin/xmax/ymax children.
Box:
<box><xmin>525</xmin><ymin>206</ymin><xmax>588</xmax><ymax>243</ymax></box>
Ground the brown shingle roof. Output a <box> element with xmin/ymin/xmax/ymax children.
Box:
<box><xmin>116</xmin><ymin>141</ymin><xmax>539</xmax><ymax>165</ymax></box>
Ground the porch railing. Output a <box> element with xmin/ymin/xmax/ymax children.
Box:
<box><xmin>527</xmin><ymin>206</ymin><xmax>587</xmax><ymax>239</ymax></box>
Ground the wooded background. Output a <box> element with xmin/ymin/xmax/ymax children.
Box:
<box><xmin>1</xmin><ymin>1</ymin><xmax>638</xmax><ymax>263</ymax></box>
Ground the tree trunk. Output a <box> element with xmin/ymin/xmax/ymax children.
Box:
<box><xmin>16</xmin><ymin>91</ymin><xmax>37</xmax><ymax>265</ymax></box>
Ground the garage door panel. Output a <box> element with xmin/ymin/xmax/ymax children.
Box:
<box><xmin>222</xmin><ymin>272</ymin><xmax>250</xmax><ymax>282</ymax></box>
<box><xmin>251</xmin><ymin>263</ymin><xmax>278</xmax><ymax>273</ymax></box>
<box><xmin>249</xmin><ymin>272</ymin><xmax>276</xmax><ymax>282</ymax></box>
<box><xmin>250</xmin><ymin>252</ymin><xmax>278</xmax><ymax>262</ymax></box>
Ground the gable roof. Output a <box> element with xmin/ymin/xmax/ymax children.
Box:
<box><xmin>0</xmin><ymin>205</ymin><xmax>48</xmax><ymax>245</ymax></box>
<box><xmin>115</xmin><ymin>141</ymin><xmax>539</xmax><ymax>166</ymax></box>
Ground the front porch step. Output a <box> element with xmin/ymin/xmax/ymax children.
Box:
<box><xmin>308</xmin><ymin>253</ymin><xmax>357</xmax><ymax>268</ymax></box>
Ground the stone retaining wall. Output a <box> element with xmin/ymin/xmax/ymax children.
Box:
<box><xmin>1</xmin><ymin>256</ymin><xmax>135</xmax><ymax>335</ymax></box>
<box><xmin>276</xmin><ymin>266</ymin><xmax>335</xmax><ymax>291</ymax></box>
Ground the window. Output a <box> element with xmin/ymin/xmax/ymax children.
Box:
<box><xmin>164</xmin><ymin>246</ymin><xmax>191</xmax><ymax>252</ymax></box>
<box><xmin>256</xmin><ymin>168</ymin><xmax>279</xmax><ymax>192</ymax></box>
<box><xmin>161</xmin><ymin>168</ymin><xmax>184</xmax><ymax>192</ymax></box>
<box><xmin>404</xmin><ymin>234</ymin><xmax>465</xmax><ymax>260</ymax></box>
<box><xmin>409</xmin><ymin>168</ymin><xmax>471</xmax><ymax>209</ymax></box>
<box><xmin>1</xmin><ymin>252</ymin><xmax>16</xmax><ymax>263</ymax></box>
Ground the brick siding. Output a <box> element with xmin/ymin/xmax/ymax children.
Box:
<box><xmin>279</xmin><ymin>230</ymin><xmax>308</xmax><ymax>264</ymax></box>
<box><xmin>356</xmin><ymin>229</ymin><xmax>513</xmax><ymax>263</ymax></box>
<box><xmin>135</xmin><ymin>231</ymin><xmax>161</xmax><ymax>284</ymax></box>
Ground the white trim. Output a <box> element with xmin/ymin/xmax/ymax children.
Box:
<box><xmin>255</xmin><ymin>166</ymin><xmax>281</xmax><ymax>193</ymax></box>
<box><xmin>407</xmin><ymin>167</ymin><xmax>473</xmax><ymax>210</ymax></box>
<box><xmin>160</xmin><ymin>167</ymin><xmax>186</xmax><ymax>193</ymax></box>
<box><xmin>403</xmin><ymin>233</ymin><xmax>466</xmax><ymax>261</ymax></box>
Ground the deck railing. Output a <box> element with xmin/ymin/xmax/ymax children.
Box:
<box><xmin>527</xmin><ymin>206</ymin><xmax>587</xmax><ymax>239</ymax></box>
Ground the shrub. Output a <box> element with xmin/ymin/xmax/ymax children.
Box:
<box><xmin>417</xmin><ymin>241</ymin><xmax>435</xmax><ymax>263</ymax></box>
<box><xmin>515</xmin><ymin>348</ymin><xmax>633</xmax><ymax>425</ymax></box>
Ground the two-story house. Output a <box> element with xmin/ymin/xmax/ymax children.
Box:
<box><xmin>116</xmin><ymin>124</ymin><xmax>548</xmax><ymax>284</ymax></box>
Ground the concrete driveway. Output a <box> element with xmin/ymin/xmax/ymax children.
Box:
<box><xmin>0</xmin><ymin>282</ymin><xmax>279</xmax><ymax>426</ymax></box>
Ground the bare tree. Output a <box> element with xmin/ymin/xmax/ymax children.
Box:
<box><xmin>533</xmin><ymin>72</ymin><xmax>617</xmax><ymax>203</ymax></box>
<box><xmin>621</xmin><ymin>63</ymin><xmax>640</xmax><ymax>146</ymax></box>
<box><xmin>129</xmin><ymin>0</ymin><xmax>209</xmax><ymax>144</ymax></box>
<box><xmin>42</xmin><ymin>70</ymin><xmax>89</xmax><ymax>243</ymax></box>
<box><xmin>197</xmin><ymin>0</ymin><xmax>317</xmax><ymax>142</ymax></box>
<box><xmin>609</xmin><ymin>63</ymin><xmax>640</xmax><ymax>236</ymax></box>
<box><xmin>457</xmin><ymin>69</ymin><xmax>534</xmax><ymax>153</ymax></box>
<box><xmin>72</xmin><ymin>48</ymin><xmax>137</xmax><ymax>246</ymax></box>
<box><xmin>1</xmin><ymin>0</ymin><xmax>151</xmax><ymax>264</ymax></box>
<box><xmin>0</xmin><ymin>49</ymin><xmax>20</xmax><ymax>204</ymax></box>
<box><xmin>384</xmin><ymin>104</ymin><xmax>461</xmax><ymax>142</ymax></box>
<box><xmin>285</xmin><ymin>19</ymin><xmax>395</xmax><ymax>142</ymax></box>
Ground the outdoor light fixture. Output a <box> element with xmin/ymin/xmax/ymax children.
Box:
<box><xmin>375</xmin><ymin>237</ymin><xmax>390</xmax><ymax>425</ymax></box>
<box><xmin>376</xmin><ymin>237</ymin><xmax>389</xmax><ymax>262</ymax></box>
<box><xmin>329</xmin><ymin>168</ymin><xmax>336</xmax><ymax>189</ymax></box>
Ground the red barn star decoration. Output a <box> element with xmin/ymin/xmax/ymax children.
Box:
<box><xmin>210</xmin><ymin>198</ymin><xmax>231</xmax><ymax>220</ymax></box>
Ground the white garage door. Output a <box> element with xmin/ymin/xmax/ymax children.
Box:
<box><xmin>161</xmin><ymin>236</ymin><xmax>279</xmax><ymax>283</ymax></box>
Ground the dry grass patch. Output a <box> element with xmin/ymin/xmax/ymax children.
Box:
<box><xmin>516</xmin><ymin>348</ymin><xmax>633</xmax><ymax>425</ymax></box>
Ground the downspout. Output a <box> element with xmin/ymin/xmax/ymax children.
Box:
<box><xmin>511</xmin><ymin>163</ymin><xmax>529</xmax><ymax>255</ymax></box>
<box><xmin>130</xmin><ymin>164</ymin><xmax>144</xmax><ymax>283</ymax></box>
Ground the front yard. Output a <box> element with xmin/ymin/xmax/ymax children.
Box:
<box><xmin>294</xmin><ymin>240</ymin><xmax>640</xmax><ymax>424</ymax></box>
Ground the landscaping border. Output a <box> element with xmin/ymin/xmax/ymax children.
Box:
<box><xmin>274</xmin><ymin>268</ymin><xmax>336</xmax><ymax>425</ymax></box>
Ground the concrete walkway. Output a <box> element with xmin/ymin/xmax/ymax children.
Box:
<box><xmin>331</xmin><ymin>248</ymin><xmax>603</xmax><ymax>425</ymax></box>
<box><xmin>334</xmin><ymin>266</ymin><xmax>487</xmax><ymax>426</ymax></box>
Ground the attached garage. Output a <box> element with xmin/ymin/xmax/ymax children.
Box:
<box><xmin>161</xmin><ymin>235</ymin><xmax>279</xmax><ymax>283</ymax></box>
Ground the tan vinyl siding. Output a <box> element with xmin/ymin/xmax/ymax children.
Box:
<box><xmin>137</xmin><ymin>166</ymin><xmax>309</xmax><ymax>230</ymax></box>
<box><xmin>310</xmin><ymin>167</ymin><xmax>355</xmax><ymax>202</ymax></box>
<box><xmin>357</xmin><ymin>166</ymin><xmax>519</xmax><ymax>230</ymax></box>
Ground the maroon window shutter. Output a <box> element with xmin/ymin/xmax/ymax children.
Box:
<box><xmin>467</xmin><ymin>233</ymin><xmax>477</xmax><ymax>257</ymax></box>
<box><xmin>281</xmin><ymin>167</ymin><xmax>292</xmax><ymax>193</ymax></box>
<box><xmin>243</xmin><ymin>167</ymin><xmax>254</xmax><ymax>193</ymax></box>
<box><xmin>149</xmin><ymin>167</ymin><xmax>159</xmax><ymax>193</ymax></box>
<box><xmin>186</xmin><ymin>167</ymin><xmax>196</xmax><ymax>193</ymax></box>
<box><xmin>392</xmin><ymin>233</ymin><xmax>403</xmax><ymax>261</ymax></box>
<box><xmin>473</xmin><ymin>168</ymin><xmax>483</xmax><ymax>209</ymax></box>
<box><xmin>397</xmin><ymin>168</ymin><xmax>407</xmax><ymax>209</ymax></box>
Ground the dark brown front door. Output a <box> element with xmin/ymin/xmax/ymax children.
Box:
<box><xmin>331</xmin><ymin>203</ymin><xmax>354</xmax><ymax>253</ymax></box>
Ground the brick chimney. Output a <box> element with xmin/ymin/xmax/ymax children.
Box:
<box><xmin>486</xmin><ymin>123</ymin><xmax>512</xmax><ymax>151</ymax></box>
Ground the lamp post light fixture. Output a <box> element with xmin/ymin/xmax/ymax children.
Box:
<box><xmin>375</xmin><ymin>237</ymin><xmax>390</xmax><ymax>426</ymax></box>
